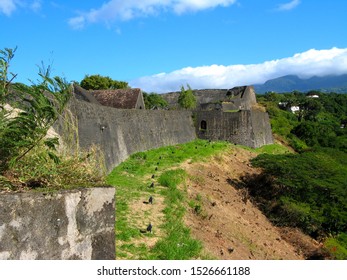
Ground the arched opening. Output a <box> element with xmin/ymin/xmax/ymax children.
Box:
<box><xmin>200</xmin><ymin>120</ymin><xmax>207</xmax><ymax>130</ymax></box>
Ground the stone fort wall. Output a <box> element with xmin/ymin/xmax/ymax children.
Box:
<box><xmin>59</xmin><ymin>97</ymin><xmax>273</xmax><ymax>173</ymax></box>
<box><xmin>195</xmin><ymin>109</ymin><xmax>273</xmax><ymax>148</ymax></box>
<box><xmin>162</xmin><ymin>87</ymin><xmax>257</xmax><ymax>110</ymax></box>
<box><xmin>66</xmin><ymin>99</ymin><xmax>196</xmax><ymax>173</ymax></box>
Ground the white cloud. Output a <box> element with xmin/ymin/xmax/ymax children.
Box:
<box><xmin>0</xmin><ymin>0</ymin><xmax>42</xmax><ymax>16</ymax></box>
<box><xmin>130</xmin><ymin>47</ymin><xmax>347</xmax><ymax>93</ymax></box>
<box><xmin>276</xmin><ymin>0</ymin><xmax>301</xmax><ymax>11</ymax></box>
<box><xmin>68</xmin><ymin>0</ymin><xmax>237</xmax><ymax>29</ymax></box>
<box><xmin>30</xmin><ymin>0</ymin><xmax>42</xmax><ymax>13</ymax></box>
<box><xmin>0</xmin><ymin>0</ymin><xmax>17</xmax><ymax>16</ymax></box>
<box><xmin>68</xmin><ymin>16</ymin><xmax>85</xmax><ymax>30</ymax></box>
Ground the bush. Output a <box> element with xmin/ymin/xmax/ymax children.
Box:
<box><xmin>80</xmin><ymin>74</ymin><xmax>128</xmax><ymax>90</ymax></box>
<box><xmin>178</xmin><ymin>84</ymin><xmax>196</xmax><ymax>109</ymax></box>
<box><xmin>143</xmin><ymin>92</ymin><xmax>168</xmax><ymax>109</ymax></box>
<box><xmin>0</xmin><ymin>47</ymin><xmax>71</xmax><ymax>173</ymax></box>
<box><xmin>242</xmin><ymin>148</ymin><xmax>347</xmax><ymax>237</ymax></box>
<box><xmin>0</xmin><ymin>47</ymin><xmax>105</xmax><ymax>191</ymax></box>
<box><xmin>324</xmin><ymin>233</ymin><xmax>347</xmax><ymax>260</ymax></box>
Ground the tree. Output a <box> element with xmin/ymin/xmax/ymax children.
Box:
<box><xmin>143</xmin><ymin>92</ymin><xmax>168</xmax><ymax>109</ymax></box>
<box><xmin>178</xmin><ymin>84</ymin><xmax>196</xmax><ymax>109</ymax></box>
<box><xmin>298</xmin><ymin>98</ymin><xmax>323</xmax><ymax>121</ymax></box>
<box><xmin>80</xmin><ymin>74</ymin><xmax>128</xmax><ymax>90</ymax></box>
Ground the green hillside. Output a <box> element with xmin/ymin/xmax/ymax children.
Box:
<box><xmin>250</xmin><ymin>91</ymin><xmax>347</xmax><ymax>259</ymax></box>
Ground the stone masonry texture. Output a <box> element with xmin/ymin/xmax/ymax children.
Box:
<box><xmin>69</xmin><ymin>99</ymin><xmax>196</xmax><ymax>173</ymax></box>
<box><xmin>0</xmin><ymin>187</ymin><xmax>115</xmax><ymax>260</ymax></box>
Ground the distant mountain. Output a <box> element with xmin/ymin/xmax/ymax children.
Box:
<box><xmin>254</xmin><ymin>74</ymin><xmax>347</xmax><ymax>93</ymax></box>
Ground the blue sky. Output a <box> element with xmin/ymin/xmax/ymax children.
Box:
<box><xmin>1</xmin><ymin>0</ymin><xmax>347</xmax><ymax>93</ymax></box>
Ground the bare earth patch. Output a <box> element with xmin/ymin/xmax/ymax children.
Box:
<box><xmin>128</xmin><ymin>192</ymin><xmax>166</xmax><ymax>248</ymax></box>
<box><xmin>118</xmin><ymin>146</ymin><xmax>322</xmax><ymax>260</ymax></box>
<box><xmin>183</xmin><ymin>148</ymin><xmax>321</xmax><ymax>260</ymax></box>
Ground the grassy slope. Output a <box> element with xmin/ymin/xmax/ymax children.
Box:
<box><xmin>107</xmin><ymin>139</ymin><xmax>290</xmax><ymax>259</ymax></box>
<box><xmin>108</xmin><ymin>139</ymin><xmax>233</xmax><ymax>259</ymax></box>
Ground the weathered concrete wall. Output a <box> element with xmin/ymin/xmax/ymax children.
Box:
<box><xmin>69</xmin><ymin>99</ymin><xmax>196</xmax><ymax>172</ymax></box>
<box><xmin>163</xmin><ymin>89</ymin><xmax>229</xmax><ymax>107</ymax></box>
<box><xmin>54</xmin><ymin>87</ymin><xmax>272</xmax><ymax>174</ymax></box>
<box><xmin>195</xmin><ymin>110</ymin><xmax>273</xmax><ymax>148</ymax></box>
<box><xmin>249</xmin><ymin>109</ymin><xmax>274</xmax><ymax>148</ymax></box>
<box><xmin>0</xmin><ymin>187</ymin><xmax>115</xmax><ymax>260</ymax></box>
<box><xmin>162</xmin><ymin>86</ymin><xmax>257</xmax><ymax>110</ymax></box>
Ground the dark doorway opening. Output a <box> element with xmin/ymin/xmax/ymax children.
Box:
<box><xmin>200</xmin><ymin>120</ymin><xmax>207</xmax><ymax>130</ymax></box>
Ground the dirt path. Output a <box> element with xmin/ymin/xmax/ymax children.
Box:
<box><xmin>183</xmin><ymin>148</ymin><xmax>322</xmax><ymax>259</ymax></box>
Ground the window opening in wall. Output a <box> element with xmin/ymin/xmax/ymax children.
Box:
<box><xmin>200</xmin><ymin>120</ymin><xmax>207</xmax><ymax>130</ymax></box>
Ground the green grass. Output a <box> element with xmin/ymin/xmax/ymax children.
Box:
<box><xmin>150</xmin><ymin>168</ymin><xmax>202</xmax><ymax>259</ymax></box>
<box><xmin>107</xmin><ymin>139</ymin><xmax>230</xmax><ymax>259</ymax></box>
<box><xmin>254</xmin><ymin>143</ymin><xmax>291</xmax><ymax>154</ymax></box>
<box><xmin>158</xmin><ymin>169</ymin><xmax>187</xmax><ymax>188</ymax></box>
<box><xmin>324</xmin><ymin>233</ymin><xmax>347</xmax><ymax>260</ymax></box>
<box><xmin>236</xmin><ymin>143</ymin><xmax>292</xmax><ymax>155</ymax></box>
<box><xmin>0</xmin><ymin>144</ymin><xmax>106</xmax><ymax>192</ymax></box>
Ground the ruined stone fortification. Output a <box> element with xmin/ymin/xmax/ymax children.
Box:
<box><xmin>59</xmin><ymin>85</ymin><xmax>273</xmax><ymax>172</ymax></box>
<box><xmin>163</xmin><ymin>86</ymin><xmax>257</xmax><ymax>110</ymax></box>
<box><xmin>0</xmin><ymin>85</ymin><xmax>273</xmax><ymax>260</ymax></box>
<box><xmin>67</xmin><ymin>98</ymin><xmax>196</xmax><ymax>172</ymax></box>
<box><xmin>164</xmin><ymin>86</ymin><xmax>273</xmax><ymax>148</ymax></box>
<box><xmin>195</xmin><ymin>109</ymin><xmax>273</xmax><ymax>148</ymax></box>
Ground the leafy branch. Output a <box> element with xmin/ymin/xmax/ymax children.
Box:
<box><xmin>0</xmin><ymin>47</ymin><xmax>71</xmax><ymax>173</ymax></box>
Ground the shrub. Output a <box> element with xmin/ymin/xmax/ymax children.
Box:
<box><xmin>243</xmin><ymin>148</ymin><xmax>347</xmax><ymax>237</ymax></box>
<box><xmin>0</xmin><ymin>47</ymin><xmax>105</xmax><ymax>191</ymax></box>
<box><xmin>178</xmin><ymin>84</ymin><xmax>196</xmax><ymax>109</ymax></box>
<box><xmin>0</xmin><ymin>47</ymin><xmax>71</xmax><ymax>173</ymax></box>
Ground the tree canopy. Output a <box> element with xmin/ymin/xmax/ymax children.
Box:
<box><xmin>178</xmin><ymin>84</ymin><xmax>196</xmax><ymax>109</ymax></box>
<box><xmin>143</xmin><ymin>92</ymin><xmax>168</xmax><ymax>109</ymax></box>
<box><xmin>80</xmin><ymin>74</ymin><xmax>128</xmax><ymax>90</ymax></box>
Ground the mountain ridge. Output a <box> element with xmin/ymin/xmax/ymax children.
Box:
<box><xmin>254</xmin><ymin>74</ymin><xmax>347</xmax><ymax>93</ymax></box>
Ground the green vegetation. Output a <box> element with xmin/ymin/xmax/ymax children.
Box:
<box><xmin>143</xmin><ymin>92</ymin><xmax>168</xmax><ymax>109</ymax></box>
<box><xmin>178</xmin><ymin>84</ymin><xmax>197</xmax><ymax>109</ymax></box>
<box><xmin>250</xmin><ymin>91</ymin><xmax>347</xmax><ymax>259</ymax></box>
<box><xmin>324</xmin><ymin>233</ymin><xmax>347</xmax><ymax>259</ymax></box>
<box><xmin>107</xmin><ymin>139</ymin><xmax>229</xmax><ymax>259</ymax></box>
<box><xmin>258</xmin><ymin>91</ymin><xmax>347</xmax><ymax>152</ymax></box>
<box><xmin>151</xmin><ymin>168</ymin><xmax>202</xmax><ymax>259</ymax></box>
<box><xmin>80</xmin><ymin>74</ymin><xmax>128</xmax><ymax>90</ymax></box>
<box><xmin>247</xmin><ymin>149</ymin><xmax>347</xmax><ymax>235</ymax></box>
<box><xmin>188</xmin><ymin>193</ymin><xmax>207</xmax><ymax>218</ymax></box>
<box><xmin>0</xmin><ymin>47</ymin><xmax>105</xmax><ymax>191</ymax></box>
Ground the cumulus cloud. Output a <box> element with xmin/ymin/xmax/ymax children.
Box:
<box><xmin>130</xmin><ymin>47</ymin><xmax>347</xmax><ymax>93</ymax></box>
<box><xmin>68</xmin><ymin>0</ymin><xmax>237</xmax><ymax>29</ymax></box>
<box><xmin>276</xmin><ymin>0</ymin><xmax>301</xmax><ymax>11</ymax></box>
<box><xmin>0</xmin><ymin>0</ymin><xmax>17</xmax><ymax>16</ymax></box>
<box><xmin>0</xmin><ymin>0</ymin><xmax>42</xmax><ymax>16</ymax></box>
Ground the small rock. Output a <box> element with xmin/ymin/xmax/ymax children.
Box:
<box><xmin>228</xmin><ymin>247</ymin><xmax>234</xmax><ymax>254</ymax></box>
